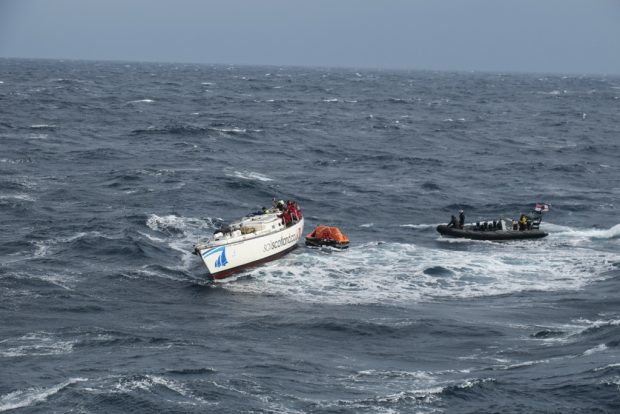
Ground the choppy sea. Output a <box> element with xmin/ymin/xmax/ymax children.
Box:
<box><xmin>1</xmin><ymin>58</ymin><xmax>619</xmax><ymax>413</ymax></box>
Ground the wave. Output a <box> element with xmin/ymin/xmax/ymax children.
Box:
<box><xmin>119</xmin><ymin>265</ymin><xmax>188</xmax><ymax>283</ymax></box>
<box><xmin>145</xmin><ymin>214</ymin><xmax>219</xmax><ymax>271</ymax></box>
<box><xmin>111</xmin><ymin>374</ymin><xmax>212</xmax><ymax>405</ymax></box>
<box><xmin>537</xmin><ymin>90</ymin><xmax>566</xmax><ymax>95</ymax></box>
<box><xmin>211</xmin><ymin>126</ymin><xmax>247</xmax><ymax>134</ymax></box>
<box><xmin>400</xmin><ymin>224</ymin><xmax>438</xmax><ymax>229</ymax></box>
<box><xmin>227</xmin><ymin>170</ymin><xmax>273</xmax><ymax>182</ymax></box>
<box><xmin>26</xmin><ymin>133</ymin><xmax>48</xmax><ymax>139</ymax></box>
<box><xmin>2</xmin><ymin>271</ymin><xmax>77</xmax><ymax>291</ymax></box>
<box><xmin>146</xmin><ymin>214</ymin><xmax>217</xmax><ymax>235</ymax></box>
<box><xmin>573</xmin><ymin>318</ymin><xmax>620</xmax><ymax>338</ymax></box>
<box><xmin>594</xmin><ymin>363</ymin><xmax>620</xmax><ymax>372</ymax></box>
<box><xmin>583</xmin><ymin>344</ymin><xmax>608</xmax><ymax>356</ymax></box>
<box><xmin>0</xmin><ymin>378</ymin><xmax>86</xmax><ymax>412</ymax></box>
<box><xmin>29</xmin><ymin>124</ymin><xmax>57</xmax><ymax>129</ymax></box>
<box><xmin>33</xmin><ymin>231</ymin><xmax>112</xmax><ymax>258</ymax></box>
<box><xmin>0</xmin><ymin>332</ymin><xmax>75</xmax><ymax>358</ymax></box>
<box><xmin>67</xmin><ymin>147</ymin><xmax>133</xmax><ymax>160</ymax></box>
<box><xmin>166</xmin><ymin>367</ymin><xmax>216</xmax><ymax>375</ymax></box>
<box><xmin>130</xmin><ymin>124</ymin><xmax>257</xmax><ymax>137</ymax></box>
<box><xmin>0</xmin><ymin>194</ymin><xmax>36</xmax><ymax>202</ymax></box>
<box><xmin>131</xmin><ymin>125</ymin><xmax>208</xmax><ymax>136</ymax></box>
<box><xmin>125</xmin><ymin>99</ymin><xmax>154</xmax><ymax>104</ymax></box>
<box><xmin>421</xmin><ymin>181</ymin><xmax>441</xmax><ymax>191</ymax></box>
<box><xmin>49</xmin><ymin>78</ymin><xmax>91</xmax><ymax>84</ymax></box>
<box><xmin>528</xmin><ymin>316</ymin><xmax>620</xmax><ymax>347</ymax></box>
<box><xmin>326</xmin><ymin>372</ymin><xmax>494</xmax><ymax>409</ymax></box>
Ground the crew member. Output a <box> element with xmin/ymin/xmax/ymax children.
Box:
<box><xmin>280</xmin><ymin>208</ymin><xmax>292</xmax><ymax>226</ymax></box>
<box><xmin>459</xmin><ymin>210</ymin><xmax>465</xmax><ymax>229</ymax></box>
<box><xmin>287</xmin><ymin>200</ymin><xmax>299</xmax><ymax>222</ymax></box>
<box><xmin>448</xmin><ymin>215</ymin><xmax>458</xmax><ymax>228</ymax></box>
<box><xmin>519</xmin><ymin>214</ymin><xmax>528</xmax><ymax>231</ymax></box>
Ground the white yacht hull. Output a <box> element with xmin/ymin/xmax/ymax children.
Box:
<box><xmin>197</xmin><ymin>218</ymin><xmax>304</xmax><ymax>279</ymax></box>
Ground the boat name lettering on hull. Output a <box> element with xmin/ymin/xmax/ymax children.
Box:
<box><xmin>264</xmin><ymin>233</ymin><xmax>298</xmax><ymax>252</ymax></box>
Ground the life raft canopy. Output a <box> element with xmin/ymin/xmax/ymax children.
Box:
<box><xmin>307</xmin><ymin>225</ymin><xmax>349</xmax><ymax>242</ymax></box>
<box><xmin>305</xmin><ymin>225</ymin><xmax>350</xmax><ymax>248</ymax></box>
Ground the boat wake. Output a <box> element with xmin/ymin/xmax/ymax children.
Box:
<box><xmin>135</xmin><ymin>215</ymin><xmax>620</xmax><ymax>304</ymax></box>
<box><xmin>222</xmin><ymin>224</ymin><xmax>620</xmax><ymax>304</ymax></box>
<box><xmin>544</xmin><ymin>222</ymin><xmax>620</xmax><ymax>241</ymax></box>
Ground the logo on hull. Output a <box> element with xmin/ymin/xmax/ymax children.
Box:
<box><xmin>202</xmin><ymin>246</ymin><xmax>228</xmax><ymax>268</ymax></box>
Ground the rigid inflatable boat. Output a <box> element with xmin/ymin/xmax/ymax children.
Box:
<box><xmin>194</xmin><ymin>201</ymin><xmax>304</xmax><ymax>280</ymax></box>
<box><xmin>305</xmin><ymin>225</ymin><xmax>349</xmax><ymax>249</ymax></box>
<box><xmin>436</xmin><ymin>220</ymin><xmax>548</xmax><ymax>240</ymax></box>
<box><xmin>437</xmin><ymin>203</ymin><xmax>550</xmax><ymax>241</ymax></box>
<box><xmin>437</xmin><ymin>214</ymin><xmax>549</xmax><ymax>240</ymax></box>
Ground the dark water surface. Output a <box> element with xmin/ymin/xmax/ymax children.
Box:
<box><xmin>1</xmin><ymin>59</ymin><xmax>619</xmax><ymax>413</ymax></box>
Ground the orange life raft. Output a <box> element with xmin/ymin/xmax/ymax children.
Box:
<box><xmin>305</xmin><ymin>225</ymin><xmax>350</xmax><ymax>249</ymax></box>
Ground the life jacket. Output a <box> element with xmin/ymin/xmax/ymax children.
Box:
<box><xmin>281</xmin><ymin>209</ymin><xmax>292</xmax><ymax>225</ymax></box>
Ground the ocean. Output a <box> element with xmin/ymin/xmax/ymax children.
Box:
<box><xmin>1</xmin><ymin>58</ymin><xmax>619</xmax><ymax>413</ymax></box>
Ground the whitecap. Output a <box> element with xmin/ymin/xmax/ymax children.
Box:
<box><xmin>33</xmin><ymin>231</ymin><xmax>108</xmax><ymax>257</ymax></box>
<box><xmin>0</xmin><ymin>378</ymin><xmax>86</xmax><ymax>412</ymax></box>
<box><xmin>120</xmin><ymin>266</ymin><xmax>186</xmax><ymax>282</ymax></box>
<box><xmin>29</xmin><ymin>124</ymin><xmax>56</xmax><ymax>129</ymax></box>
<box><xmin>27</xmin><ymin>133</ymin><xmax>48</xmax><ymax>139</ymax></box>
<box><xmin>583</xmin><ymin>344</ymin><xmax>608</xmax><ymax>356</ymax></box>
<box><xmin>213</xmin><ymin>127</ymin><xmax>246</xmax><ymax>134</ymax></box>
<box><xmin>573</xmin><ymin>317</ymin><xmax>620</xmax><ymax>331</ymax></box>
<box><xmin>538</xmin><ymin>90</ymin><xmax>562</xmax><ymax>95</ymax></box>
<box><xmin>497</xmin><ymin>359</ymin><xmax>550</xmax><ymax>370</ymax></box>
<box><xmin>228</xmin><ymin>170</ymin><xmax>273</xmax><ymax>182</ymax></box>
<box><xmin>0</xmin><ymin>194</ymin><xmax>35</xmax><ymax>202</ymax></box>
<box><xmin>112</xmin><ymin>375</ymin><xmax>212</xmax><ymax>405</ymax></box>
<box><xmin>359</xmin><ymin>223</ymin><xmax>374</xmax><ymax>228</ymax></box>
<box><xmin>323</xmin><ymin>98</ymin><xmax>338</xmax><ymax>102</ymax></box>
<box><xmin>126</xmin><ymin>99</ymin><xmax>154</xmax><ymax>104</ymax></box>
<box><xmin>594</xmin><ymin>363</ymin><xmax>620</xmax><ymax>372</ymax></box>
<box><xmin>146</xmin><ymin>214</ymin><xmax>215</xmax><ymax>234</ymax></box>
<box><xmin>0</xmin><ymin>332</ymin><xmax>75</xmax><ymax>358</ymax></box>
<box><xmin>400</xmin><ymin>224</ymin><xmax>438</xmax><ymax>229</ymax></box>
<box><xmin>145</xmin><ymin>214</ymin><xmax>219</xmax><ymax>271</ymax></box>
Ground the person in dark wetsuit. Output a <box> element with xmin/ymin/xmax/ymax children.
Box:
<box><xmin>459</xmin><ymin>210</ymin><xmax>465</xmax><ymax>229</ymax></box>
<box><xmin>448</xmin><ymin>215</ymin><xmax>458</xmax><ymax>228</ymax></box>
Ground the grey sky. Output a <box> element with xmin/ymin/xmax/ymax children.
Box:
<box><xmin>1</xmin><ymin>0</ymin><xmax>619</xmax><ymax>75</ymax></box>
